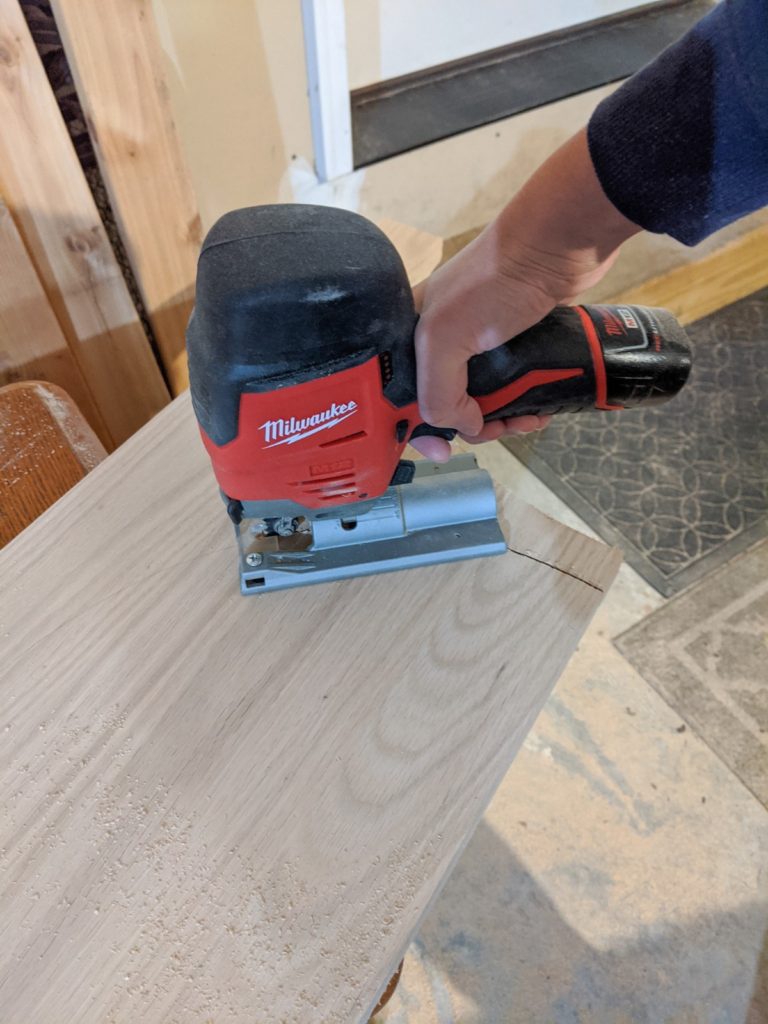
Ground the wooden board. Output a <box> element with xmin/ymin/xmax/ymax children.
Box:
<box><xmin>51</xmin><ymin>0</ymin><xmax>202</xmax><ymax>394</ymax></box>
<box><xmin>0</xmin><ymin>380</ymin><xmax>106</xmax><ymax>546</ymax></box>
<box><xmin>0</xmin><ymin>0</ymin><xmax>169</xmax><ymax>446</ymax></box>
<box><xmin>608</xmin><ymin>223</ymin><xmax>768</xmax><ymax>324</ymax></box>
<box><xmin>0</xmin><ymin>394</ymin><xmax>620</xmax><ymax>1022</ymax></box>
<box><xmin>0</xmin><ymin>200</ymin><xmax>106</xmax><ymax>443</ymax></box>
<box><xmin>377</xmin><ymin>217</ymin><xmax>443</xmax><ymax>285</ymax></box>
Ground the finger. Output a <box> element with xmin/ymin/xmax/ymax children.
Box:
<box><xmin>500</xmin><ymin>414</ymin><xmax>552</xmax><ymax>434</ymax></box>
<box><xmin>457</xmin><ymin>421</ymin><xmax>508</xmax><ymax>444</ymax></box>
<box><xmin>409</xmin><ymin>435</ymin><xmax>453</xmax><ymax>462</ymax></box>
<box><xmin>415</xmin><ymin>325</ymin><xmax>484</xmax><ymax>437</ymax></box>
<box><xmin>457</xmin><ymin>414</ymin><xmax>552</xmax><ymax>444</ymax></box>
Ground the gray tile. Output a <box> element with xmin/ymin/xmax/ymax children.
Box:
<box><xmin>617</xmin><ymin>540</ymin><xmax>768</xmax><ymax>808</ymax></box>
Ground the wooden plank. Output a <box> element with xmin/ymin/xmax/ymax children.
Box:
<box><xmin>51</xmin><ymin>0</ymin><xmax>202</xmax><ymax>394</ymax></box>
<box><xmin>0</xmin><ymin>0</ymin><xmax>169</xmax><ymax>446</ymax></box>
<box><xmin>609</xmin><ymin>223</ymin><xmax>768</xmax><ymax>324</ymax></box>
<box><xmin>0</xmin><ymin>380</ymin><xmax>106</xmax><ymax>546</ymax></box>
<box><xmin>0</xmin><ymin>393</ymin><xmax>620</xmax><ymax>1022</ymax></box>
<box><xmin>377</xmin><ymin>217</ymin><xmax>443</xmax><ymax>285</ymax></box>
<box><xmin>0</xmin><ymin>199</ymin><xmax>107</xmax><ymax>444</ymax></box>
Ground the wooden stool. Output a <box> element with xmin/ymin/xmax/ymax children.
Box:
<box><xmin>370</xmin><ymin>960</ymin><xmax>404</xmax><ymax>1019</ymax></box>
<box><xmin>0</xmin><ymin>381</ymin><xmax>106</xmax><ymax>547</ymax></box>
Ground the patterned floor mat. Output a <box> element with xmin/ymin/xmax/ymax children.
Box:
<box><xmin>503</xmin><ymin>289</ymin><xmax>768</xmax><ymax>595</ymax></box>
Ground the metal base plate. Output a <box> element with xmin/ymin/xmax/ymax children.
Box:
<box><xmin>235</xmin><ymin>455</ymin><xmax>506</xmax><ymax>594</ymax></box>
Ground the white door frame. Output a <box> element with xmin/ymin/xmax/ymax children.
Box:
<box><xmin>300</xmin><ymin>0</ymin><xmax>354</xmax><ymax>182</ymax></box>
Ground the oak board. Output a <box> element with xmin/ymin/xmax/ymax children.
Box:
<box><xmin>376</xmin><ymin>217</ymin><xmax>444</xmax><ymax>286</ymax></box>
<box><xmin>0</xmin><ymin>395</ymin><xmax>620</xmax><ymax>1022</ymax></box>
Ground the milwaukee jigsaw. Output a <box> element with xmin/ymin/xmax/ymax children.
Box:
<box><xmin>187</xmin><ymin>204</ymin><xmax>692</xmax><ymax>594</ymax></box>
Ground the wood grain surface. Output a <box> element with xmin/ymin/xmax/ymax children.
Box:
<box><xmin>0</xmin><ymin>200</ymin><xmax>105</xmax><ymax>441</ymax></box>
<box><xmin>0</xmin><ymin>394</ymin><xmax>619</xmax><ymax>1022</ymax></box>
<box><xmin>51</xmin><ymin>0</ymin><xmax>202</xmax><ymax>394</ymax></box>
<box><xmin>0</xmin><ymin>0</ymin><xmax>169</xmax><ymax>445</ymax></box>
<box><xmin>607</xmin><ymin>223</ymin><xmax>768</xmax><ymax>324</ymax></box>
<box><xmin>0</xmin><ymin>380</ymin><xmax>106</xmax><ymax>546</ymax></box>
<box><xmin>377</xmin><ymin>217</ymin><xmax>443</xmax><ymax>285</ymax></box>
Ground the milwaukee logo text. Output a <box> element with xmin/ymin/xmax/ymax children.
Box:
<box><xmin>261</xmin><ymin>400</ymin><xmax>358</xmax><ymax>447</ymax></box>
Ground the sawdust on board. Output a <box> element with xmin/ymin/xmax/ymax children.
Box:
<box><xmin>32</xmin><ymin>382</ymin><xmax>106</xmax><ymax>470</ymax></box>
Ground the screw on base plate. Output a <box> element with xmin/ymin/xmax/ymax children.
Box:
<box><xmin>245</xmin><ymin>552</ymin><xmax>263</xmax><ymax>567</ymax></box>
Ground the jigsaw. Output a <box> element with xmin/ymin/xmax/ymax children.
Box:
<box><xmin>187</xmin><ymin>205</ymin><xmax>692</xmax><ymax>594</ymax></box>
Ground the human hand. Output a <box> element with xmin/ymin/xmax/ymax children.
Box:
<box><xmin>410</xmin><ymin>128</ymin><xmax>640</xmax><ymax>461</ymax></box>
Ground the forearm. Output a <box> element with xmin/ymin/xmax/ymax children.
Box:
<box><xmin>421</xmin><ymin>127</ymin><xmax>640</xmax><ymax>356</ymax></box>
<box><xmin>491</xmin><ymin>129</ymin><xmax>641</xmax><ymax>298</ymax></box>
<box><xmin>411</xmin><ymin>0</ymin><xmax>768</xmax><ymax>457</ymax></box>
<box><xmin>412</xmin><ymin>128</ymin><xmax>638</xmax><ymax>447</ymax></box>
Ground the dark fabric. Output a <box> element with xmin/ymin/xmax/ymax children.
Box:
<box><xmin>588</xmin><ymin>0</ymin><xmax>768</xmax><ymax>245</ymax></box>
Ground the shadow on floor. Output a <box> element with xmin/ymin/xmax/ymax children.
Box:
<box><xmin>381</xmin><ymin>822</ymin><xmax>768</xmax><ymax>1024</ymax></box>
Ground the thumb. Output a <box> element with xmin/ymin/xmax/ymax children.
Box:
<box><xmin>409</xmin><ymin>434</ymin><xmax>452</xmax><ymax>462</ymax></box>
<box><xmin>414</xmin><ymin>319</ymin><xmax>484</xmax><ymax>438</ymax></box>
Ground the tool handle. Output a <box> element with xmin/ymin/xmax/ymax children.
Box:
<box><xmin>410</xmin><ymin>303</ymin><xmax>692</xmax><ymax>441</ymax></box>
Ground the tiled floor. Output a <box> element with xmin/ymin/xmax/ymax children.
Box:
<box><xmin>377</xmin><ymin>441</ymin><xmax>768</xmax><ymax>1024</ymax></box>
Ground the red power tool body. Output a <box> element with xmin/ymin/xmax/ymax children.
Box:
<box><xmin>188</xmin><ymin>205</ymin><xmax>691</xmax><ymax>513</ymax></box>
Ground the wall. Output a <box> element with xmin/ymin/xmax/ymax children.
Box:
<box><xmin>152</xmin><ymin>0</ymin><xmax>766</xmax><ymax>296</ymax></box>
<box><xmin>345</xmin><ymin>0</ymin><xmax>650</xmax><ymax>88</ymax></box>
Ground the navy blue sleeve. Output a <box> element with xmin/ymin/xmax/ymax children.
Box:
<box><xmin>587</xmin><ymin>0</ymin><xmax>768</xmax><ymax>245</ymax></box>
